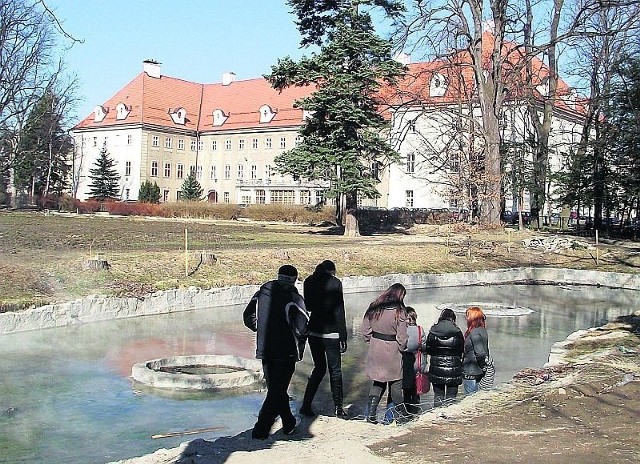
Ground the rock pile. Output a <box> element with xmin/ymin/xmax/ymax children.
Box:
<box><xmin>522</xmin><ymin>235</ymin><xmax>594</xmax><ymax>252</ymax></box>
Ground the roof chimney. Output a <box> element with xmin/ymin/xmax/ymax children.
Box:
<box><xmin>222</xmin><ymin>72</ymin><xmax>236</xmax><ymax>86</ymax></box>
<box><xmin>394</xmin><ymin>52</ymin><xmax>411</xmax><ymax>65</ymax></box>
<box><xmin>143</xmin><ymin>59</ymin><xmax>161</xmax><ymax>78</ymax></box>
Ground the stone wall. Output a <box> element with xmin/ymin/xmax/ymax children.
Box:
<box><xmin>1</xmin><ymin>268</ymin><xmax>639</xmax><ymax>335</ymax></box>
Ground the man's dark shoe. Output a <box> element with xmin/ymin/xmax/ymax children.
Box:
<box><xmin>282</xmin><ymin>417</ymin><xmax>301</xmax><ymax>435</ymax></box>
<box><xmin>299</xmin><ymin>405</ymin><xmax>316</xmax><ymax>417</ymax></box>
<box><xmin>251</xmin><ymin>428</ymin><xmax>269</xmax><ymax>440</ymax></box>
<box><xmin>334</xmin><ymin>406</ymin><xmax>349</xmax><ymax>419</ymax></box>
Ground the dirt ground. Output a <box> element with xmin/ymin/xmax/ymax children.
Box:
<box><xmin>371</xmin><ymin>372</ymin><xmax>640</xmax><ymax>464</ymax></box>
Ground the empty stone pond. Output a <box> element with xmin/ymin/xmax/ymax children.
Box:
<box><xmin>0</xmin><ymin>277</ymin><xmax>638</xmax><ymax>464</ymax></box>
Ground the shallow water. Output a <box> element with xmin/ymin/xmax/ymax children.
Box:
<box><xmin>0</xmin><ymin>284</ymin><xmax>636</xmax><ymax>463</ymax></box>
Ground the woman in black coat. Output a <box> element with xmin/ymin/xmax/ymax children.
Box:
<box><xmin>425</xmin><ymin>308</ymin><xmax>464</xmax><ymax>407</ymax></box>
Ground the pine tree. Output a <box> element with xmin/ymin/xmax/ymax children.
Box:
<box><xmin>139</xmin><ymin>180</ymin><xmax>161</xmax><ymax>203</ymax></box>
<box><xmin>87</xmin><ymin>143</ymin><xmax>120</xmax><ymax>200</ymax></box>
<box><xmin>265</xmin><ymin>0</ymin><xmax>405</xmax><ymax>236</ymax></box>
<box><xmin>15</xmin><ymin>92</ymin><xmax>72</xmax><ymax>198</ymax></box>
<box><xmin>180</xmin><ymin>173</ymin><xmax>203</xmax><ymax>200</ymax></box>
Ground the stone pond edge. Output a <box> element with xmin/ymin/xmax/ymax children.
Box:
<box><xmin>1</xmin><ymin>267</ymin><xmax>638</xmax><ymax>336</ymax></box>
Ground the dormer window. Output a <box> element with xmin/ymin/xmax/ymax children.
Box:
<box><xmin>259</xmin><ymin>104</ymin><xmax>277</xmax><ymax>123</ymax></box>
<box><xmin>93</xmin><ymin>105</ymin><xmax>108</xmax><ymax>123</ymax></box>
<box><xmin>115</xmin><ymin>102</ymin><xmax>131</xmax><ymax>120</ymax></box>
<box><xmin>168</xmin><ymin>107</ymin><xmax>187</xmax><ymax>125</ymax></box>
<box><xmin>429</xmin><ymin>73</ymin><xmax>447</xmax><ymax>97</ymax></box>
<box><xmin>536</xmin><ymin>78</ymin><xmax>549</xmax><ymax>96</ymax></box>
<box><xmin>213</xmin><ymin>109</ymin><xmax>229</xmax><ymax>126</ymax></box>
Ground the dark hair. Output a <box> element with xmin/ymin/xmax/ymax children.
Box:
<box><xmin>365</xmin><ymin>283</ymin><xmax>406</xmax><ymax>321</ymax></box>
<box><xmin>438</xmin><ymin>308</ymin><xmax>456</xmax><ymax>323</ymax></box>
<box><xmin>406</xmin><ymin>306</ymin><xmax>417</xmax><ymax>325</ymax></box>
<box><xmin>320</xmin><ymin>260</ymin><xmax>336</xmax><ymax>271</ymax></box>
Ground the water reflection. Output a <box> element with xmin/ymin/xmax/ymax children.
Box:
<box><xmin>0</xmin><ymin>284</ymin><xmax>636</xmax><ymax>463</ymax></box>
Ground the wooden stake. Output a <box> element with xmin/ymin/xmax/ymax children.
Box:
<box><xmin>184</xmin><ymin>228</ymin><xmax>188</xmax><ymax>277</ymax></box>
<box><xmin>595</xmin><ymin>229</ymin><xmax>599</xmax><ymax>267</ymax></box>
<box><xmin>152</xmin><ymin>425</ymin><xmax>226</xmax><ymax>439</ymax></box>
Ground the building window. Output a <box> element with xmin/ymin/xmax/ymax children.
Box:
<box><xmin>211</xmin><ymin>140</ymin><xmax>217</xmax><ymax>151</ymax></box>
<box><xmin>127</xmin><ymin>134</ymin><xmax>132</xmax><ymax>145</ymax></box>
<box><xmin>316</xmin><ymin>190</ymin><xmax>324</xmax><ymax>205</ymax></box>
<box><xmin>125</xmin><ymin>161</ymin><xmax>131</xmax><ymax>176</ymax></box>
<box><xmin>151</xmin><ymin>161</ymin><xmax>158</xmax><ymax>177</ymax></box>
<box><xmin>196</xmin><ymin>165</ymin><xmax>202</xmax><ymax>179</ymax></box>
<box><xmin>251</xmin><ymin>165</ymin><xmax>257</xmax><ymax>179</ymax></box>
<box><xmin>210</xmin><ymin>165</ymin><xmax>217</xmax><ymax>180</ymax></box>
<box><xmin>256</xmin><ymin>189</ymin><xmax>266</xmax><ymax>204</ymax></box>
<box><xmin>241</xmin><ymin>195</ymin><xmax>251</xmax><ymax>205</ymax></box>
<box><xmin>178</xmin><ymin>139</ymin><xmax>184</xmax><ymax>150</ymax></box>
<box><xmin>408</xmin><ymin>120</ymin><xmax>416</xmax><ymax>132</ymax></box>
<box><xmin>295</xmin><ymin>135</ymin><xmax>302</xmax><ymax>146</ymax></box>
<box><xmin>252</xmin><ymin>138</ymin><xmax>258</xmax><ymax>149</ymax></box>
<box><xmin>279</xmin><ymin>137</ymin><xmax>286</xmax><ymax>149</ymax></box>
<box><xmin>238</xmin><ymin>139</ymin><xmax>245</xmax><ymax>150</ymax></box>
<box><xmin>163</xmin><ymin>190</ymin><xmax>169</xmax><ymax>202</ymax></box>
<box><xmin>224</xmin><ymin>165</ymin><xmax>231</xmax><ymax>179</ymax></box>
<box><xmin>406</xmin><ymin>190</ymin><xmax>414</xmax><ymax>207</ymax></box>
<box><xmin>93</xmin><ymin>136</ymin><xmax>97</xmax><ymax>147</ymax></box>
<box><xmin>225</xmin><ymin>139</ymin><xmax>232</xmax><ymax>150</ymax></box>
<box><xmin>449</xmin><ymin>154</ymin><xmax>460</xmax><ymax>173</ymax></box>
<box><xmin>189</xmin><ymin>165</ymin><xmax>196</xmax><ymax>176</ymax></box>
<box><xmin>190</xmin><ymin>140</ymin><xmax>197</xmax><ymax>151</ymax></box>
<box><xmin>177</xmin><ymin>191</ymin><xmax>182</xmax><ymax>201</ymax></box>
<box><xmin>270</xmin><ymin>190</ymin><xmax>295</xmax><ymax>204</ymax></box>
<box><xmin>371</xmin><ymin>161</ymin><xmax>381</xmax><ymax>180</ymax></box>
<box><xmin>177</xmin><ymin>163</ymin><xmax>184</xmax><ymax>179</ymax></box>
<box><xmin>152</xmin><ymin>135</ymin><xmax>159</xmax><ymax>147</ymax></box>
<box><xmin>165</xmin><ymin>137</ymin><xmax>172</xmax><ymax>149</ymax></box>
<box><xmin>237</xmin><ymin>165</ymin><xmax>244</xmax><ymax>179</ymax></box>
<box><xmin>300</xmin><ymin>190</ymin><xmax>310</xmax><ymax>205</ymax></box>
<box><xmin>406</xmin><ymin>153</ymin><xmax>415</xmax><ymax>173</ymax></box>
<box><xmin>125</xmin><ymin>188</ymin><xmax>130</xmax><ymax>200</ymax></box>
<box><xmin>223</xmin><ymin>192</ymin><xmax>230</xmax><ymax>203</ymax></box>
<box><xmin>104</xmin><ymin>136</ymin><xmax>108</xmax><ymax>146</ymax></box>
<box><xmin>265</xmin><ymin>137</ymin><xmax>272</xmax><ymax>149</ymax></box>
<box><xmin>198</xmin><ymin>140</ymin><xmax>204</xmax><ymax>151</ymax></box>
<box><xmin>265</xmin><ymin>165</ymin><xmax>271</xmax><ymax>179</ymax></box>
<box><xmin>164</xmin><ymin>162</ymin><xmax>171</xmax><ymax>177</ymax></box>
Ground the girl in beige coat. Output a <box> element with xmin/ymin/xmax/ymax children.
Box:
<box><xmin>361</xmin><ymin>283</ymin><xmax>408</xmax><ymax>423</ymax></box>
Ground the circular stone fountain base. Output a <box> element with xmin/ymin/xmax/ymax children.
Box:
<box><xmin>436</xmin><ymin>302</ymin><xmax>534</xmax><ymax>317</ymax></box>
<box><xmin>131</xmin><ymin>354</ymin><xmax>263</xmax><ymax>391</ymax></box>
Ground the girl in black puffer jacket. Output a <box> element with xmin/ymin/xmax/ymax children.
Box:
<box><xmin>425</xmin><ymin>308</ymin><xmax>464</xmax><ymax>407</ymax></box>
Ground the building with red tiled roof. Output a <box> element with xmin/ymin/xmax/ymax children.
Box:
<box><xmin>71</xmin><ymin>52</ymin><xmax>585</xmax><ymax>214</ymax></box>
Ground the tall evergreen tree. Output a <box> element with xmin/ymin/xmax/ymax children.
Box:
<box><xmin>180</xmin><ymin>173</ymin><xmax>203</xmax><ymax>200</ymax></box>
<box><xmin>266</xmin><ymin>0</ymin><xmax>405</xmax><ymax>236</ymax></box>
<box><xmin>87</xmin><ymin>143</ymin><xmax>120</xmax><ymax>200</ymax></box>
<box><xmin>15</xmin><ymin>92</ymin><xmax>72</xmax><ymax>198</ymax></box>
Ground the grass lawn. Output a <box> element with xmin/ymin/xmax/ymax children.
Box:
<box><xmin>1</xmin><ymin>210</ymin><xmax>638</xmax><ymax>311</ymax></box>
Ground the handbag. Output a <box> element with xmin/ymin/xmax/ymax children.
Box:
<box><xmin>415</xmin><ymin>326</ymin><xmax>430</xmax><ymax>394</ymax></box>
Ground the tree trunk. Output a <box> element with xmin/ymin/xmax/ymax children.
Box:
<box><xmin>343</xmin><ymin>191</ymin><xmax>360</xmax><ymax>237</ymax></box>
<box><xmin>84</xmin><ymin>259</ymin><xmax>110</xmax><ymax>270</ymax></box>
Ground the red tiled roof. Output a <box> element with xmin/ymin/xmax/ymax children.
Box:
<box><xmin>74</xmin><ymin>37</ymin><xmax>583</xmax><ymax>132</ymax></box>
<box><xmin>74</xmin><ymin>72</ymin><xmax>315</xmax><ymax>132</ymax></box>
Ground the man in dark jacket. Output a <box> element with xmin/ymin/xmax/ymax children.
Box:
<box><xmin>425</xmin><ymin>308</ymin><xmax>464</xmax><ymax>407</ymax></box>
<box><xmin>243</xmin><ymin>265</ymin><xmax>309</xmax><ymax>439</ymax></box>
<box><xmin>299</xmin><ymin>260</ymin><xmax>349</xmax><ymax>418</ymax></box>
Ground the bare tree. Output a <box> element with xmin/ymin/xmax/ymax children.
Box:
<box><xmin>0</xmin><ymin>0</ymin><xmax>79</xmax><ymax>206</ymax></box>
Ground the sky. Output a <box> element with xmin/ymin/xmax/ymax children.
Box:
<box><xmin>45</xmin><ymin>1</ymin><xmax>309</xmax><ymax>124</ymax></box>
